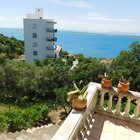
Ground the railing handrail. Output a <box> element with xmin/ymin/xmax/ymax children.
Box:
<box><xmin>47</xmin><ymin>37</ymin><xmax>57</xmax><ymax>42</ymax></box>
<box><xmin>47</xmin><ymin>29</ymin><xmax>57</xmax><ymax>32</ymax></box>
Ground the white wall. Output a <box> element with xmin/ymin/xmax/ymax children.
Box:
<box><xmin>24</xmin><ymin>18</ymin><xmax>56</xmax><ymax>62</ymax></box>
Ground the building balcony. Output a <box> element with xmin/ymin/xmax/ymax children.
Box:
<box><xmin>52</xmin><ymin>82</ymin><xmax>140</xmax><ymax>140</ymax></box>
<box><xmin>47</xmin><ymin>29</ymin><xmax>57</xmax><ymax>33</ymax></box>
<box><xmin>46</xmin><ymin>55</ymin><xmax>55</xmax><ymax>58</ymax></box>
<box><xmin>46</xmin><ymin>46</ymin><xmax>54</xmax><ymax>50</ymax></box>
<box><xmin>47</xmin><ymin>37</ymin><xmax>57</xmax><ymax>42</ymax></box>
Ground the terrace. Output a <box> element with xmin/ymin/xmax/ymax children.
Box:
<box><xmin>52</xmin><ymin>82</ymin><xmax>140</xmax><ymax>140</ymax></box>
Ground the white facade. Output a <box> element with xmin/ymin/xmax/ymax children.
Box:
<box><xmin>23</xmin><ymin>8</ymin><xmax>57</xmax><ymax>62</ymax></box>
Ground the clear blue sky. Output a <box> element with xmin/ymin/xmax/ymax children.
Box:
<box><xmin>1</xmin><ymin>0</ymin><xmax>140</xmax><ymax>35</ymax></box>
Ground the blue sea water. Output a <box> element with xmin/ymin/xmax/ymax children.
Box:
<box><xmin>0</xmin><ymin>28</ymin><xmax>140</xmax><ymax>58</ymax></box>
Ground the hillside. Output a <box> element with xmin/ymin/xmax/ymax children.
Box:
<box><xmin>0</xmin><ymin>34</ymin><xmax>24</xmax><ymax>59</ymax></box>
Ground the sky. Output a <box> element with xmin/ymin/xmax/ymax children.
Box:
<box><xmin>1</xmin><ymin>0</ymin><xmax>140</xmax><ymax>35</ymax></box>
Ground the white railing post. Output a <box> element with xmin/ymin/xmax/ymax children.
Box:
<box><xmin>79</xmin><ymin>130</ymin><xmax>85</xmax><ymax>140</ymax></box>
<box><xmin>124</xmin><ymin>95</ymin><xmax>133</xmax><ymax>117</ymax></box>
<box><xmin>106</xmin><ymin>92</ymin><xmax>114</xmax><ymax>112</ymax></box>
<box><xmin>115</xmin><ymin>94</ymin><xmax>123</xmax><ymax>114</ymax></box>
<box><xmin>98</xmin><ymin>91</ymin><xmax>106</xmax><ymax>110</ymax></box>
<box><xmin>133</xmin><ymin>99</ymin><xmax>140</xmax><ymax>120</ymax></box>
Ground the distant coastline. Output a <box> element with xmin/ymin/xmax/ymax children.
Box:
<box><xmin>106</xmin><ymin>33</ymin><xmax>140</xmax><ymax>38</ymax></box>
<box><xmin>58</xmin><ymin>29</ymin><xmax>140</xmax><ymax>38</ymax></box>
<box><xmin>0</xmin><ymin>27</ymin><xmax>140</xmax><ymax>39</ymax></box>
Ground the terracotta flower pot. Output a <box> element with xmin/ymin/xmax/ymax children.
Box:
<box><xmin>72</xmin><ymin>98</ymin><xmax>87</xmax><ymax>111</ymax></box>
<box><xmin>101</xmin><ymin>78</ymin><xmax>112</xmax><ymax>89</ymax></box>
<box><xmin>117</xmin><ymin>81</ymin><xmax>130</xmax><ymax>93</ymax></box>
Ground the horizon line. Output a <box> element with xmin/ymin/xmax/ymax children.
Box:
<box><xmin>0</xmin><ymin>27</ymin><xmax>140</xmax><ymax>38</ymax></box>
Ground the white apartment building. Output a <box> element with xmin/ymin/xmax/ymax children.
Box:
<box><xmin>23</xmin><ymin>8</ymin><xmax>57</xmax><ymax>62</ymax></box>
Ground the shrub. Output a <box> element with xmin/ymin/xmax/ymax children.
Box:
<box><xmin>0</xmin><ymin>104</ymin><xmax>49</xmax><ymax>133</ymax></box>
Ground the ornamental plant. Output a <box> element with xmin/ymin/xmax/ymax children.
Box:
<box><xmin>67</xmin><ymin>82</ymin><xmax>88</xmax><ymax>102</ymax></box>
<box><xmin>98</xmin><ymin>70</ymin><xmax>115</xmax><ymax>80</ymax></box>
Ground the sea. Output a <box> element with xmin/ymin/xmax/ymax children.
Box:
<box><xmin>0</xmin><ymin>28</ymin><xmax>140</xmax><ymax>58</ymax></box>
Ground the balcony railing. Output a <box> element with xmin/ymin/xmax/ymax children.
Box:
<box><xmin>46</xmin><ymin>46</ymin><xmax>54</xmax><ymax>50</ymax></box>
<box><xmin>46</xmin><ymin>54</ymin><xmax>55</xmax><ymax>58</ymax></box>
<box><xmin>47</xmin><ymin>29</ymin><xmax>57</xmax><ymax>33</ymax></box>
<box><xmin>52</xmin><ymin>82</ymin><xmax>140</xmax><ymax>140</ymax></box>
<box><xmin>47</xmin><ymin>37</ymin><xmax>57</xmax><ymax>42</ymax></box>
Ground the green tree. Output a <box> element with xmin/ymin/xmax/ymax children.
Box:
<box><xmin>54</xmin><ymin>86</ymin><xmax>70</xmax><ymax>114</ymax></box>
<box><xmin>111</xmin><ymin>41</ymin><xmax>140</xmax><ymax>91</ymax></box>
<box><xmin>69</xmin><ymin>56</ymin><xmax>106</xmax><ymax>85</ymax></box>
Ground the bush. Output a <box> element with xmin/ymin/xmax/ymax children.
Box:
<box><xmin>0</xmin><ymin>104</ymin><xmax>49</xmax><ymax>133</ymax></box>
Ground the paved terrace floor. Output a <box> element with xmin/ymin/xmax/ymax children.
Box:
<box><xmin>85</xmin><ymin>113</ymin><xmax>140</xmax><ymax>140</ymax></box>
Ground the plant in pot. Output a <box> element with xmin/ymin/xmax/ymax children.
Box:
<box><xmin>67</xmin><ymin>82</ymin><xmax>88</xmax><ymax>111</ymax></box>
<box><xmin>117</xmin><ymin>76</ymin><xmax>132</xmax><ymax>93</ymax></box>
<box><xmin>98</xmin><ymin>70</ymin><xmax>115</xmax><ymax>89</ymax></box>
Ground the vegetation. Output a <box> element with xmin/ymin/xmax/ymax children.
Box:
<box><xmin>0</xmin><ymin>34</ymin><xmax>140</xmax><ymax>132</ymax></box>
<box><xmin>98</xmin><ymin>70</ymin><xmax>115</xmax><ymax>80</ymax></box>
<box><xmin>68</xmin><ymin>56</ymin><xmax>105</xmax><ymax>85</ymax></box>
<box><xmin>119</xmin><ymin>76</ymin><xmax>132</xmax><ymax>83</ymax></box>
<box><xmin>0</xmin><ymin>104</ymin><xmax>49</xmax><ymax>132</ymax></box>
<box><xmin>111</xmin><ymin>41</ymin><xmax>140</xmax><ymax>91</ymax></box>
<box><xmin>0</xmin><ymin>34</ymin><xmax>24</xmax><ymax>60</ymax></box>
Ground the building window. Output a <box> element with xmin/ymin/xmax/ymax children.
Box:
<box><xmin>33</xmin><ymin>42</ymin><xmax>37</xmax><ymax>47</ymax></box>
<box><xmin>32</xmin><ymin>33</ymin><xmax>37</xmax><ymax>38</ymax></box>
<box><xmin>32</xmin><ymin>23</ymin><xmax>37</xmax><ymax>29</ymax></box>
<box><xmin>33</xmin><ymin>51</ymin><xmax>37</xmax><ymax>55</ymax></box>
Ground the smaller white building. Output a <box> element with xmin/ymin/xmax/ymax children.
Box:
<box><xmin>54</xmin><ymin>45</ymin><xmax>62</xmax><ymax>58</ymax></box>
<box><xmin>23</xmin><ymin>8</ymin><xmax>58</xmax><ymax>62</ymax></box>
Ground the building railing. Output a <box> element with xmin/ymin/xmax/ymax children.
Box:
<box><xmin>51</xmin><ymin>82</ymin><xmax>140</xmax><ymax>140</ymax></box>
<box><xmin>47</xmin><ymin>37</ymin><xmax>57</xmax><ymax>42</ymax></box>
<box><xmin>47</xmin><ymin>29</ymin><xmax>57</xmax><ymax>33</ymax></box>
<box><xmin>46</xmin><ymin>46</ymin><xmax>54</xmax><ymax>50</ymax></box>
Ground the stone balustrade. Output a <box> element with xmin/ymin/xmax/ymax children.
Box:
<box><xmin>51</xmin><ymin>82</ymin><xmax>140</xmax><ymax>140</ymax></box>
<box><xmin>96</xmin><ymin>86</ymin><xmax>140</xmax><ymax>125</ymax></box>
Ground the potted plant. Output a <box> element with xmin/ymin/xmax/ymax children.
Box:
<box><xmin>117</xmin><ymin>76</ymin><xmax>131</xmax><ymax>93</ymax></box>
<box><xmin>67</xmin><ymin>82</ymin><xmax>88</xmax><ymax>111</ymax></box>
<box><xmin>98</xmin><ymin>70</ymin><xmax>115</xmax><ymax>89</ymax></box>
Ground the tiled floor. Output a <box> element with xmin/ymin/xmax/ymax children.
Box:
<box><xmin>85</xmin><ymin>113</ymin><xmax>140</xmax><ymax>140</ymax></box>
